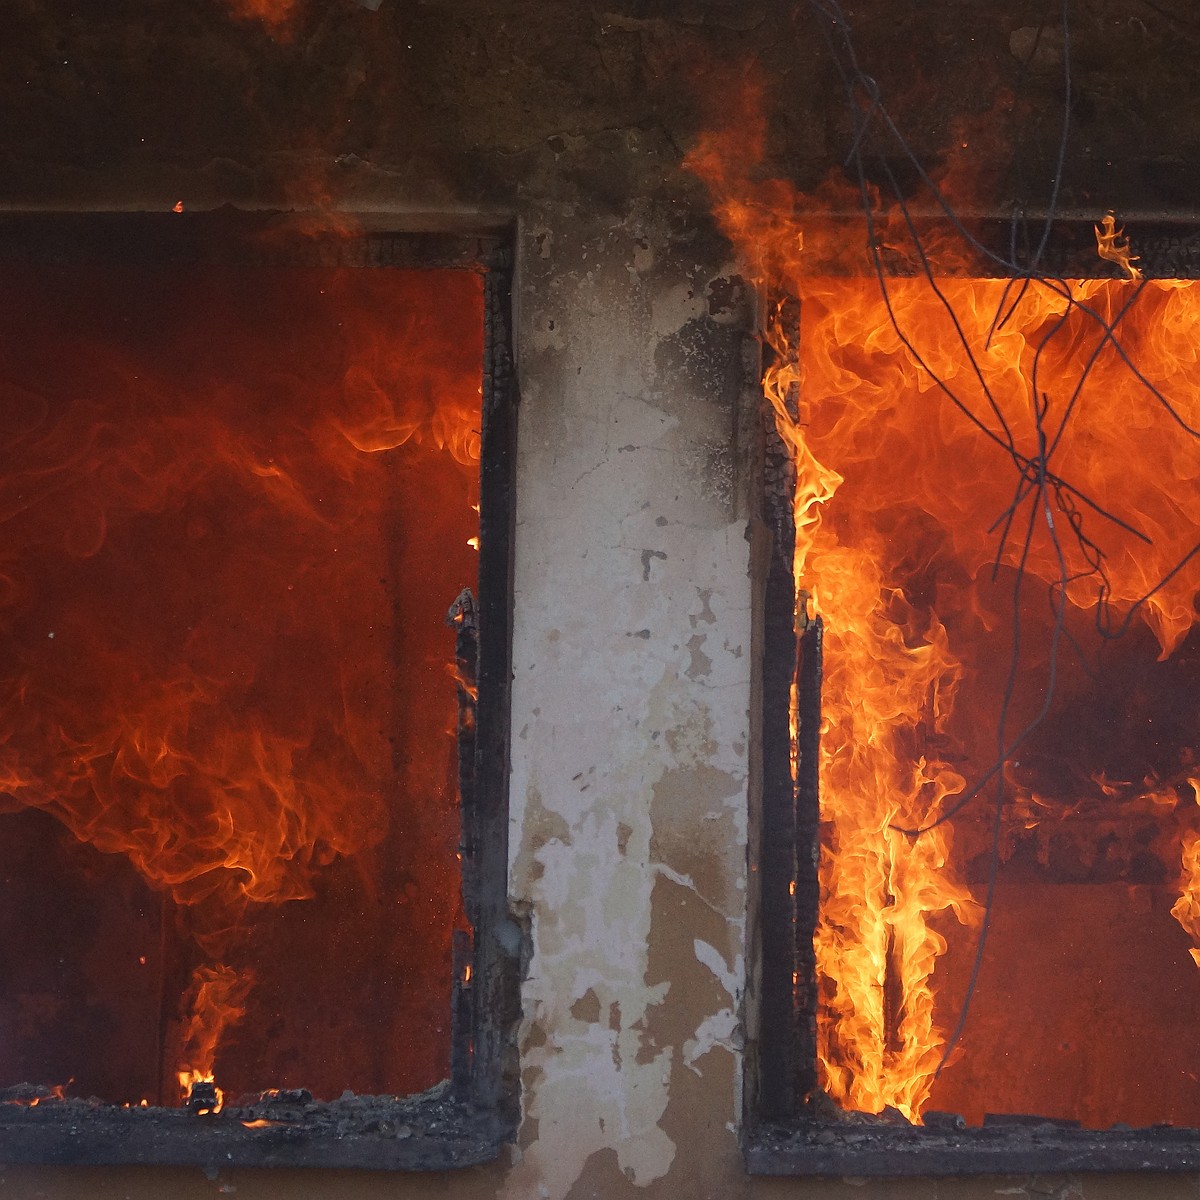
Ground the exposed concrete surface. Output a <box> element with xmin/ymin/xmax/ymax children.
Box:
<box><xmin>503</xmin><ymin>200</ymin><xmax>752</xmax><ymax>1198</ymax></box>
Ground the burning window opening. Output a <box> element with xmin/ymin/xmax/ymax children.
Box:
<box><xmin>684</xmin><ymin>9</ymin><xmax>1200</xmax><ymax>1153</ymax></box>
<box><xmin>0</xmin><ymin>221</ymin><xmax>518</xmax><ymax>1170</ymax></box>
<box><xmin>760</xmin><ymin>259</ymin><xmax>1200</xmax><ymax>1144</ymax></box>
<box><xmin>679</xmin><ymin>0</ymin><xmax>1200</xmax><ymax>1164</ymax></box>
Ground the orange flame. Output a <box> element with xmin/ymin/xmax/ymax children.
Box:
<box><xmin>176</xmin><ymin>965</ymin><xmax>253</xmax><ymax>1105</ymax></box>
<box><xmin>690</xmin><ymin>84</ymin><xmax>1200</xmax><ymax>1119</ymax></box>
<box><xmin>764</xmin><ymin>299</ymin><xmax>977</xmax><ymax>1119</ymax></box>
<box><xmin>6</xmin><ymin>1082</ymin><xmax>70</xmax><ymax>1108</ymax></box>
<box><xmin>1171</xmin><ymin>781</ymin><xmax>1200</xmax><ymax>968</ymax></box>
<box><xmin>1095</xmin><ymin>212</ymin><xmax>1143</xmax><ymax>281</ymax></box>
<box><xmin>0</xmin><ymin>266</ymin><xmax>483</xmax><ymax>1099</ymax></box>
<box><xmin>789</xmin><ymin>275</ymin><xmax>1200</xmax><ymax>1117</ymax></box>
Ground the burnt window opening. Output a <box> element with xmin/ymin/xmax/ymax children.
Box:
<box><xmin>750</xmin><ymin>221</ymin><xmax>1200</xmax><ymax>1176</ymax></box>
<box><xmin>0</xmin><ymin>214</ymin><xmax>519</xmax><ymax>1171</ymax></box>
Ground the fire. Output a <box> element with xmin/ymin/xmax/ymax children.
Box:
<box><xmin>179</xmin><ymin>1073</ymin><xmax>223</xmax><ymax>1116</ymax></box>
<box><xmin>1171</xmin><ymin>782</ymin><xmax>1200</xmax><ymax>967</ymax></box>
<box><xmin>0</xmin><ymin>266</ymin><xmax>482</xmax><ymax>1101</ymax></box>
<box><xmin>767</xmin><ymin>294</ymin><xmax>978</xmax><ymax>1120</ymax></box>
<box><xmin>788</xmin><ymin>274</ymin><xmax>1200</xmax><ymax>1118</ymax></box>
<box><xmin>5</xmin><ymin>1083</ymin><xmax>70</xmax><ymax>1108</ymax></box>
<box><xmin>1095</xmin><ymin>211</ymin><xmax>1143</xmax><ymax>281</ymax></box>
<box><xmin>223</xmin><ymin>0</ymin><xmax>299</xmax><ymax>33</ymax></box>
<box><xmin>176</xmin><ymin>965</ymin><xmax>253</xmax><ymax>1106</ymax></box>
<box><xmin>689</xmin><ymin>81</ymin><xmax>1200</xmax><ymax>1119</ymax></box>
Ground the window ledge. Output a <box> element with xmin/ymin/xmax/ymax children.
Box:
<box><xmin>0</xmin><ymin>1084</ymin><xmax>510</xmax><ymax>1171</ymax></box>
<box><xmin>745</xmin><ymin>1121</ymin><xmax>1200</xmax><ymax>1177</ymax></box>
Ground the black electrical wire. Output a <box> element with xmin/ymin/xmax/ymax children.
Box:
<box><xmin>796</xmin><ymin>0</ymin><xmax>1200</xmax><ymax>1098</ymax></box>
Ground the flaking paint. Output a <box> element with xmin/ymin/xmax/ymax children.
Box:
<box><xmin>505</xmin><ymin>202</ymin><xmax>753</xmax><ymax>1196</ymax></box>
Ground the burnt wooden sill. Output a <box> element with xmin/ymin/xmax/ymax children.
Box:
<box><xmin>767</xmin><ymin>214</ymin><xmax>1200</xmax><ymax>279</ymax></box>
<box><xmin>745</xmin><ymin>1121</ymin><xmax>1200</xmax><ymax>1177</ymax></box>
<box><xmin>0</xmin><ymin>1083</ymin><xmax>510</xmax><ymax>1171</ymax></box>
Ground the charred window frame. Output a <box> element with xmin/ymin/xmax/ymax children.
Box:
<box><xmin>746</xmin><ymin>217</ymin><xmax>1200</xmax><ymax>1178</ymax></box>
<box><xmin>0</xmin><ymin>212</ymin><xmax>520</xmax><ymax>1171</ymax></box>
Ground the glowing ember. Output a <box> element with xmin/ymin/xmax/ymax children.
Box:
<box><xmin>3</xmin><ymin>1083</ymin><xmax>69</xmax><ymax>1108</ymax></box>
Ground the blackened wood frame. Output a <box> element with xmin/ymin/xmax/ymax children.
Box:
<box><xmin>754</xmin><ymin>298</ymin><xmax>804</xmax><ymax>1125</ymax></box>
<box><xmin>462</xmin><ymin>238</ymin><xmax>522</xmax><ymax>1123</ymax></box>
<box><xmin>753</xmin><ymin>292</ymin><xmax>826</xmax><ymax>1127</ymax></box>
<box><xmin>0</xmin><ymin>213</ymin><xmax>520</xmax><ymax>1171</ymax></box>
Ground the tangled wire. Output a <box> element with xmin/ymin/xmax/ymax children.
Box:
<box><xmin>801</xmin><ymin>0</ymin><xmax>1200</xmax><ymax>1081</ymax></box>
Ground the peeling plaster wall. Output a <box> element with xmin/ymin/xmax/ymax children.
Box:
<box><xmin>504</xmin><ymin>200</ymin><xmax>753</xmax><ymax>1199</ymax></box>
